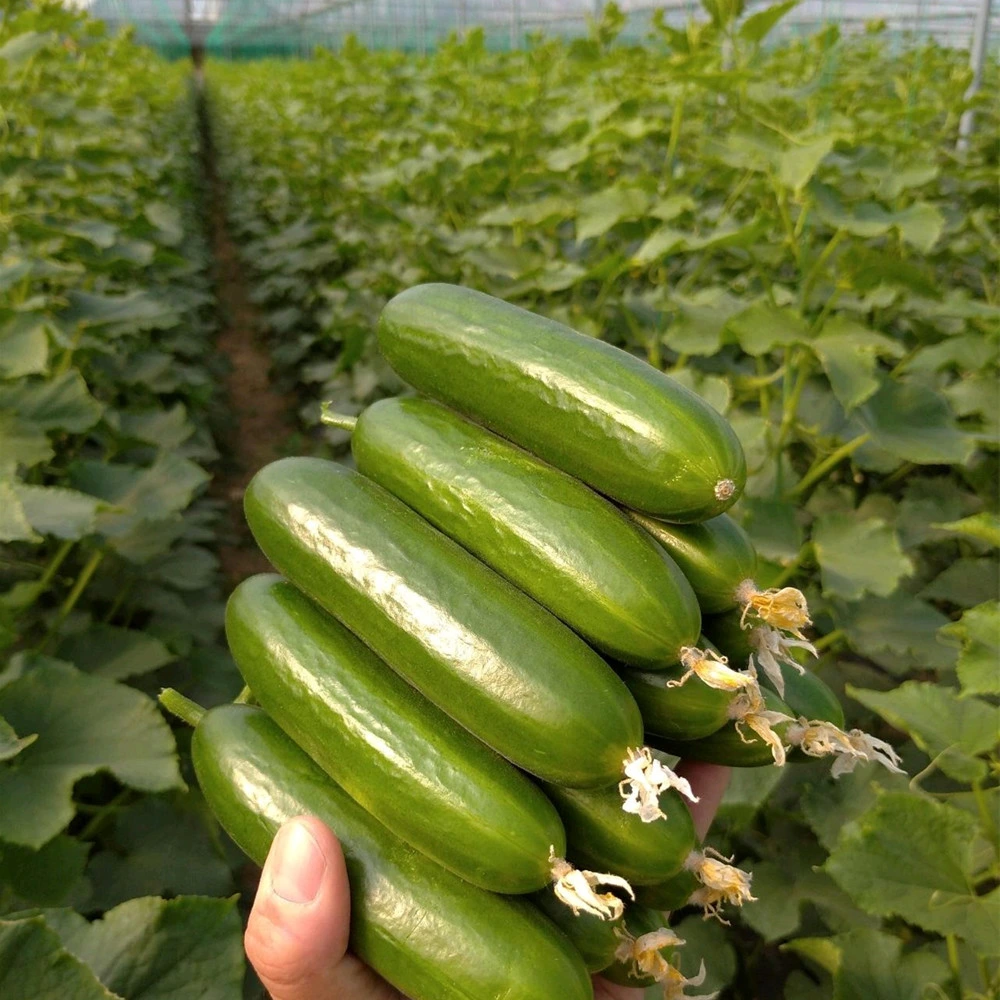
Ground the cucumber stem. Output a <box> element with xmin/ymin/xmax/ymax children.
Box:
<box><xmin>159</xmin><ymin>688</ymin><xmax>206</xmax><ymax>728</ymax></box>
<box><xmin>319</xmin><ymin>404</ymin><xmax>358</xmax><ymax>432</ymax></box>
<box><xmin>234</xmin><ymin>685</ymin><xmax>256</xmax><ymax>705</ymax></box>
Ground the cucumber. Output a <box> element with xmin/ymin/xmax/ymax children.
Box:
<box><xmin>533</xmin><ymin>888</ymin><xmax>624</xmax><ymax>973</ymax></box>
<box><xmin>621</xmin><ymin>658</ymin><xmax>733</xmax><ymax>742</ymax></box>
<box><xmin>349</xmin><ymin>396</ymin><xmax>701</xmax><ymax>669</ymax></box>
<box><xmin>226</xmin><ymin>573</ymin><xmax>565</xmax><ymax>894</ymax></box>
<box><xmin>244</xmin><ymin>457</ymin><xmax>642</xmax><ymax>788</ymax></box>
<box><xmin>705</xmin><ymin>611</ymin><xmax>844</xmax><ymax>728</ymax></box>
<box><xmin>633</xmin><ymin>869</ymin><xmax>699</xmax><ymax>912</ymax></box>
<box><xmin>544</xmin><ymin>782</ymin><xmax>695</xmax><ymax>885</ymax></box>
<box><xmin>376</xmin><ymin>284</ymin><xmax>746</xmax><ymax>521</ymax></box>
<box><xmin>599</xmin><ymin>905</ymin><xmax>680</xmax><ymax>989</ymax></box>
<box><xmin>192</xmin><ymin>704</ymin><xmax>594</xmax><ymax>1000</ymax></box>
<box><xmin>628</xmin><ymin>512</ymin><xmax>756</xmax><ymax>614</ymax></box>
<box><xmin>648</xmin><ymin>688</ymin><xmax>794</xmax><ymax>767</ymax></box>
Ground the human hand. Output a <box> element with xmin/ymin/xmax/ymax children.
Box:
<box><xmin>245</xmin><ymin>761</ymin><xmax>731</xmax><ymax>1000</ymax></box>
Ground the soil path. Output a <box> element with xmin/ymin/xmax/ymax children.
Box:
<box><xmin>198</xmin><ymin>90</ymin><xmax>294</xmax><ymax>587</ymax></box>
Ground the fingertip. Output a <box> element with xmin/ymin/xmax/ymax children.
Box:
<box><xmin>245</xmin><ymin>815</ymin><xmax>351</xmax><ymax>1000</ymax></box>
<box><xmin>675</xmin><ymin>761</ymin><xmax>731</xmax><ymax>841</ymax></box>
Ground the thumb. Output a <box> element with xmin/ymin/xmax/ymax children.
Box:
<box><xmin>244</xmin><ymin>815</ymin><xmax>400</xmax><ymax>1000</ymax></box>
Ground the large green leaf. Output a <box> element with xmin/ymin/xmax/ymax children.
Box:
<box><xmin>0</xmin><ymin>714</ymin><xmax>37</xmax><ymax>762</ymax></box>
<box><xmin>12</xmin><ymin>485</ymin><xmax>105</xmax><ymax>541</ymax></box>
<box><xmin>0</xmin><ymin>835</ymin><xmax>89</xmax><ymax>907</ymax></box>
<box><xmin>60</xmin><ymin>291</ymin><xmax>181</xmax><ymax>334</ymax></box>
<box><xmin>858</xmin><ymin>380</ymin><xmax>975</xmax><ymax>465</ymax></box>
<box><xmin>663</xmin><ymin>286</ymin><xmax>745</xmax><ymax>355</ymax></box>
<box><xmin>939</xmin><ymin>602</ymin><xmax>1000</xmax><ymax>697</ymax></box>
<box><xmin>833</xmin><ymin>929</ymin><xmax>948</xmax><ymax>1000</ymax></box>
<box><xmin>727</xmin><ymin>302</ymin><xmax>809</xmax><ymax>356</ymax></box>
<box><xmin>919</xmin><ymin>557</ymin><xmax>999</xmax><ymax>608</ymax></box>
<box><xmin>739</xmin><ymin>0</ymin><xmax>798</xmax><ymax>43</ymax></box>
<box><xmin>0</xmin><ymin>371</ymin><xmax>103</xmax><ymax>434</ymax></box>
<box><xmin>780</xmin><ymin>135</ymin><xmax>835</xmax><ymax>192</ymax></box>
<box><xmin>932</xmin><ymin>512</ymin><xmax>1000</xmax><ymax>547</ymax></box>
<box><xmin>574</xmin><ymin>184</ymin><xmax>650</xmax><ymax>241</ymax></box>
<box><xmin>812</xmin><ymin>513</ymin><xmax>912</xmax><ymax>600</ymax></box>
<box><xmin>51</xmin><ymin>896</ymin><xmax>244</xmax><ymax>1000</ymax></box>
<box><xmin>0</xmin><ymin>480</ymin><xmax>39</xmax><ymax>543</ymax></box>
<box><xmin>810</xmin><ymin>317</ymin><xmax>904</xmax><ymax>411</ymax></box>
<box><xmin>826</xmin><ymin>793</ymin><xmax>1000</xmax><ymax>956</ymax></box>
<box><xmin>0</xmin><ymin>917</ymin><xmax>119</xmax><ymax>1000</ymax></box>
<box><xmin>0</xmin><ymin>314</ymin><xmax>50</xmax><ymax>378</ymax></box>
<box><xmin>0</xmin><ymin>661</ymin><xmax>183</xmax><ymax>847</ymax></box>
<box><xmin>848</xmin><ymin>682</ymin><xmax>999</xmax><ymax>781</ymax></box>
<box><xmin>56</xmin><ymin>625</ymin><xmax>175</xmax><ymax>681</ymax></box>
<box><xmin>0</xmin><ymin>414</ymin><xmax>55</xmax><ymax>471</ymax></box>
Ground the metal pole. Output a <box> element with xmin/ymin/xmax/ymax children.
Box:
<box><xmin>958</xmin><ymin>0</ymin><xmax>993</xmax><ymax>151</ymax></box>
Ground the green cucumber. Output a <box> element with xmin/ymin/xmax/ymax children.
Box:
<box><xmin>544</xmin><ymin>782</ymin><xmax>695</xmax><ymax>886</ymax></box>
<box><xmin>599</xmin><ymin>905</ymin><xmax>678</xmax><ymax>989</ymax></box>
<box><xmin>705</xmin><ymin>611</ymin><xmax>844</xmax><ymax>728</ymax></box>
<box><xmin>621</xmin><ymin>657</ymin><xmax>733</xmax><ymax>742</ymax></box>
<box><xmin>244</xmin><ymin>457</ymin><xmax>642</xmax><ymax>788</ymax></box>
<box><xmin>648</xmin><ymin>688</ymin><xmax>794</xmax><ymax>767</ymax></box>
<box><xmin>377</xmin><ymin>284</ymin><xmax>746</xmax><ymax>520</ymax></box>
<box><xmin>628</xmin><ymin>512</ymin><xmax>756</xmax><ymax>614</ymax></box>
<box><xmin>226</xmin><ymin>573</ymin><xmax>565</xmax><ymax>894</ymax></box>
<box><xmin>534</xmin><ymin>888</ymin><xmax>624</xmax><ymax>973</ymax></box>
<box><xmin>349</xmin><ymin>396</ymin><xmax>700</xmax><ymax>669</ymax></box>
<box><xmin>633</xmin><ymin>869</ymin><xmax>699</xmax><ymax>912</ymax></box>
<box><xmin>192</xmin><ymin>704</ymin><xmax>593</xmax><ymax>1000</ymax></box>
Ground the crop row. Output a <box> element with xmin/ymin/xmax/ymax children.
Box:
<box><xmin>206</xmin><ymin>6</ymin><xmax>999</xmax><ymax>996</ymax></box>
<box><xmin>0</xmin><ymin>2</ymin><xmax>245</xmax><ymax>990</ymax></box>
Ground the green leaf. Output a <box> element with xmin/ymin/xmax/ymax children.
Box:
<box><xmin>840</xmin><ymin>591</ymin><xmax>955</xmax><ymax>675</ymax></box>
<box><xmin>111</xmin><ymin>404</ymin><xmax>195</xmax><ymax>451</ymax></box>
<box><xmin>833</xmin><ymin>928</ymin><xmax>948</xmax><ymax>1000</ymax></box>
<box><xmin>60</xmin><ymin>291</ymin><xmax>180</xmax><ymax>333</ymax></box>
<box><xmin>0</xmin><ymin>661</ymin><xmax>183</xmax><ymax>847</ymax></box>
<box><xmin>143</xmin><ymin>202</ymin><xmax>184</xmax><ymax>246</ymax></box>
<box><xmin>0</xmin><ymin>314</ymin><xmax>50</xmax><ymax>378</ymax></box>
<box><xmin>477</xmin><ymin>196</ymin><xmax>572</xmax><ymax>227</ymax></box>
<box><xmin>849</xmin><ymin>683</ymin><xmax>998</xmax><ymax>781</ymax></box>
<box><xmin>826</xmin><ymin>792</ymin><xmax>1000</xmax><ymax>956</ymax></box>
<box><xmin>671</xmin><ymin>914</ymin><xmax>737</xmax><ymax>994</ymax></box>
<box><xmin>56</xmin><ymin>625</ymin><xmax>175</xmax><ymax>681</ymax></box>
<box><xmin>574</xmin><ymin>184</ymin><xmax>650</xmax><ymax>241</ymax></box>
<box><xmin>920</xmin><ymin>557</ymin><xmax>999</xmax><ymax>608</ymax></box>
<box><xmin>813</xmin><ymin>513</ymin><xmax>912</xmax><ymax>600</ymax></box>
<box><xmin>932</xmin><ymin>512</ymin><xmax>1000</xmax><ymax>547</ymax></box>
<box><xmin>648</xmin><ymin>194</ymin><xmax>696</xmax><ymax>221</ymax></box>
<box><xmin>739</xmin><ymin>0</ymin><xmax>798</xmax><ymax>43</ymax></box>
<box><xmin>12</xmin><ymin>485</ymin><xmax>105</xmax><ymax>541</ymax></box>
<box><xmin>0</xmin><ymin>30</ymin><xmax>57</xmax><ymax>64</ymax></box>
<box><xmin>0</xmin><ymin>480</ymin><xmax>40</xmax><ymax>543</ymax></box>
<box><xmin>52</xmin><ymin>896</ymin><xmax>244</xmax><ymax>1000</ymax></box>
<box><xmin>780</xmin><ymin>135</ymin><xmax>835</xmax><ymax>192</ymax></box>
<box><xmin>0</xmin><ymin>917</ymin><xmax>119</xmax><ymax>1000</ymax></box>
<box><xmin>811</xmin><ymin>317</ymin><xmax>904</xmax><ymax>411</ymax></box>
<box><xmin>0</xmin><ymin>371</ymin><xmax>103</xmax><ymax>433</ymax></box>
<box><xmin>740</xmin><ymin>497</ymin><xmax>804</xmax><ymax>562</ymax></box>
<box><xmin>0</xmin><ymin>414</ymin><xmax>54</xmax><ymax>471</ymax></box>
<box><xmin>667</xmin><ymin>368</ymin><xmax>731</xmax><ymax>415</ymax></box>
<box><xmin>0</xmin><ymin>835</ymin><xmax>89</xmax><ymax>907</ymax></box>
<box><xmin>728</xmin><ymin>302</ymin><xmax>809</xmax><ymax>356</ymax></box>
<box><xmin>84</xmin><ymin>798</ymin><xmax>233</xmax><ymax>912</ymax></box>
<box><xmin>858</xmin><ymin>380</ymin><xmax>974</xmax><ymax>466</ymax></box>
<box><xmin>663</xmin><ymin>287</ymin><xmax>745</xmax><ymax>355</ymax></box>
<box><xmin>892</xmin><ymin>202</ymin><xmax>945</xmax><ymax>254</ymax></box>
<box><xmin>0</xmin><ymin>714</ymin><xmax>37</xmax><ymax>762</ymax></box>
<box><xmin>939</xmin><ymin>602</ymin><xmax>1000</xmax><ymax>696</ymax></box>
<box><xmin>632</xmin><ymin>225</ymin><xmax>687</xmax><ymax>265</ymax></box>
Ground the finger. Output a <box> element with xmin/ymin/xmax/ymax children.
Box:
<box><xmin>675</xmin><ymin>761</ymin><xmax>731</xmax><ymax>840</ymax></box>
<box><xmin>245</xmin><ymin>815</ymin><xmax>400</xmax><ymax>1000</ymax></box>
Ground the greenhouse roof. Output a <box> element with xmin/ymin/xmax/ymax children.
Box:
<box><xmin>76</xmin><ymin>0</ymin><xmax>998</xmax><ymax>58</ymax></box>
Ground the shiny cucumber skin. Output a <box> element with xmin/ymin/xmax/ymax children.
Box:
<box><xmin>377</xmin><ymin>284</ymin><xmax>746</xmax><ymax>521</ymax></box>
<box><xmin>226</xmin><ymin>574</ymin><xmax>564</xmax><ymax>893</ymax></box>
<box><xmin>192</xmin><ymin>705</ymin><xmax>594</xmax><ymax>1000</ymax></box>
<box><xmin>648</xmin><ymin>689</ymin><xmax>794</xmax><ymax>767</ymax></box>
<box><xmin>534</xmin><ymin>888</ymin><xmax>623</xmax><ymax>973</ymax></box>
<box><xmin>352</xmin><ymin>396</ymin><xmax>701</xmax><ymax>669</ymax></box>
<box><xmin>628</xmin><ymin>512</ymin><xmax>757</xmax><ymax>614</ymax></box>
<box><xmin>544</xmin><ymin>782</ymin><xmax>695</xmax><ymax>885</ymax></box>
<box><xmin>704</xmin><ymin>610</ymin><xmax>845</xmax><ymax>728</ymax></box>
<box><xmin>244</xmin><ymin>457</ymin><xmax>642</xmax><ymax>788</ymax></box>
<box><xmin>633</xmin><ymin>869</ymin><xmax>698</xmax><ymax>912</ymax></box>
<box><xmin>622</xmin><ymin>658</ymin><xmax>733</xmax><ymax>742</ymax></box>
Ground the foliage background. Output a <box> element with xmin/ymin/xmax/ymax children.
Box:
<box><xmin>1</xmin><ymin>1</ymin><xmax>998</xmax><ymax>997</ymax></box>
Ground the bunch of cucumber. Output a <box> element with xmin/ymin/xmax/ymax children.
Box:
<box><xmin>164</xmin><ymin>284</ymin><xmax>900</xmax><ymax>999</ymax></box>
